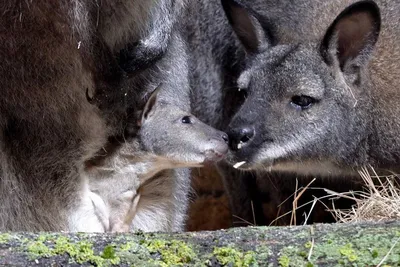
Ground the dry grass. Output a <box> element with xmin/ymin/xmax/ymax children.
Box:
<box><xmin>331</xmin><ymin>166</ymin><xmax>400</xmax><ymax>223</ymax></box>
<box><xmin>290</xmin><ymin>178</ymin><xmax>317</xmax><ymax>225</ymax></box>
<box><xmin>189</xmin><ymin>164</ymin><xmax>400</xmax><ymax>230</ymax></box>
<box><xmin>269</xmin><ymin>178</ymin><xmax>343</xmax><ymax>226</ymax></box>
<box><xmin>269</xmin><ymin>166</ymin><xmax>400</xmax><ymax>226</ymax></box>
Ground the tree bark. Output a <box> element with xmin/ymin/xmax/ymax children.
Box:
<box><xmin>0</xmin><ymin>221</ymin><xmax>399</xmax><ymax>266</ymax></box>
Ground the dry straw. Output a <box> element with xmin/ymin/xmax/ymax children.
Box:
<box><xmin>331</xmin><ymin>166</ymin><xmax>400</xmax><ymax>223</ymax></box>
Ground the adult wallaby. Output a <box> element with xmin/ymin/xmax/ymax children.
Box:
<box><xmin>87</xmin><ymin>86</ymin><xmax>228</xmax><ymax>232</ymax></box>
<box><xmin>181</xmin><ymin>0</ymin><xmax>388</xmax><ymax>227</ymax></box>
<box><xmin>0</xmin><ymin>0</ymin><xmax>183</xmax><ymax>231</ymax></box>
<box><xmin>224</xmin><ymin>0</ymin><xmax>400</xmax><ymax>177</ymax></box>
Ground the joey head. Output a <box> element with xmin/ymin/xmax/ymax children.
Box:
<box><xmin>88</xmin><ymin>85</ymin><xmax>229</xmax><ymax>232</ymax></box>
<box><xmin>139</xmin><ymin>85</ymin><xmax>229</xmax><ymax>165</ymax></box>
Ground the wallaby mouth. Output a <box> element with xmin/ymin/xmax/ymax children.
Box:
<box><xmin>203</xmin><ymin>140</ymin><xmax>229</xmax><ymax>163</ymax></box>
<box><xmin>204</xmin><ymin>149</ymin><xmax>226</xmax><ymax>163</ymax></box>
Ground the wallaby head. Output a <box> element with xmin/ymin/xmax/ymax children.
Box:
<box><xmin>223</xmin><ymin>0</ymin><xmax>382</xmax><ymax>174</ymax></box>
<box><xmin>139</xmin><ymin>85</ymin><xmax>229</xmax><ymax>165</ymax></box>
<box><xmin>86</xmin><ymin>84</ymin><xmax>229</xmax><ymax>232</ymax></box>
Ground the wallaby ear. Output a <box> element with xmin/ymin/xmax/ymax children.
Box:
<box><xmin>140</xmin><ymin>84</ymin><xmax>162</xmax><ymax>124</ymax></box>
<box><xmin>320</xmin><ymin>0</ymin><xmax>381</xmax><ymax>71</ymax></box>
<box><xmin>221</xmin><ymin>0</ymin><xmax>272</xmax><ymax>54</ymax></box>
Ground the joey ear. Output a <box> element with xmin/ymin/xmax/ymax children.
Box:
<box><xmin>141</xmin><ymin>84</ymin><xmax>162</xmax><ymax>124</ymax></box>
<box><xmin>320</xmin><ymin>0</ymin><xmax>381</xmax><ymax>71</ymax></box>
<box><xmin>221</xmin><ymin>0</ymin><xmax>272</xmax><ymax>54</ymax></box>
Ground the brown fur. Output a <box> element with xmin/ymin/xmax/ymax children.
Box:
<box><xmin>186</xmin><ymin>166</ymin><xmax>232</xmax><ymax>231</ymax></box>
<box><xmin>0</xmin><ymin>0</ymin><xmax>162</xmax><ymax>231</ymax></box>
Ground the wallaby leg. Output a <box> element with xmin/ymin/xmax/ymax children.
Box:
<box><xmin>68</xmin><ymin>188</ymin><xmax>108</xmax><ymax>233</ymax></box>
<box><xmin>89</xmin><ymin>191</ymin><xmax>110</xmax><ymax>231</ymax></box>
<box><xmin>130</xmin><ymin>169</ymin><xmax>190</xmax><ymax>232</ymax></box>
<box><xmin>111</xmin><ymin>193</ymin><xmax>141</xmax><ymax>233</ymax></box>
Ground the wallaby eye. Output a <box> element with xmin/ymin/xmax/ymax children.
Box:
<box><xmin>181</xmin><ymin>116</ymin><xmax>192</xmax><ymax>124</ymax></box>
<box><xmin>290</xmin><ymin>95</ymin><xmax>316</xmax><ymax>110</ymax></box>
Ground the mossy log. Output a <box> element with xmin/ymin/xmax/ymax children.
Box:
<box><xmin>0</xmin><ymin>222</ymin><xmax>399</xmax><ymax>266</ymax></box>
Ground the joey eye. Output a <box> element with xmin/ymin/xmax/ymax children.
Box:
<box><xmin>181</xmin><ymin>116</ymin><xmax>192</xmax><ymax>124</ymax></box>
<box><xmin>290</xmin><ymin>95</ymin><xmax>316</xmax><ymax>110</ymax></box>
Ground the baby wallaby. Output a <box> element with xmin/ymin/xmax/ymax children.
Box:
<box><xmin>87</xmin><ymin>85</ymin><xmax>229</xmax><ymax>232</ymax></box>
<box><xmin>223</xmin><ymin>0</ymin><xmax>400</xmax><ymax>176</ymax></box>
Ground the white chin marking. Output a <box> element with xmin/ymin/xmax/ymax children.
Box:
<box><xmin>233</xmin><ymin>161</ymin><xmax>246</xmax><ymax>169</ymax></box>
<box><xmin>271</xmin><ymin>161</ymin><xmax>355</xmax><ymax>177</ymax></box>
<box><xmin>254</xmin><ymin>137</ymin><xmax>309</xmax><ymax>165</ymax></box>
<box><xmin>237</xmin><ymin>141</ymin><xmax>244</xmax><ymax>150</ymax></box>
<box><xmin>256</xmin><ymin>144</ymin><xmax>290</xmax><ymax>161</ymax></box>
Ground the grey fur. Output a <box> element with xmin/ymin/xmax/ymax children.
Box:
<box><xmin>182</xmin><ymin>0</ymin><xmax>246</xmax><ymax>129</ymax></box>
<box><xmin>91</xmin><ymin>22</ymin><xmax>196</xmax><ymax>233</ymax></box>
<box><xmin>224</xmin><ymin>0</ymin><xmax>400</xmax><ymax>176</ymax></box>
<box><xmin>87</xmin><ymin>7</ymin><xmax>232</xmax><ymax>230</ymax></box>
<box><xmin>0</xmin><ymin>0</ymin><xmax>182</xmax><ymax>231</ymax></box>
<box><xmin>181</xmin><ymin>0</ymin><xmax>393</xmax><ymax>226</ymax></box>
<box><xmin>179</xmin><ymin>0</ymin><xmax>261</xmax><ymax>227</ymax></box>
<box><xmin>89</xmin><ymin>3</ymin><xmax>228</xmax><ymax>233</ymax></box>
<box><xmin>87</xmin><ymin>88</ymin><xmax>228</xmax><ymax>232</ymax></box>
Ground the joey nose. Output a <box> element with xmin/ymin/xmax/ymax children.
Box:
<box><xmin>228</xmin><ymin>126</ymin><xmax>255</xmax><ymax>151</ymax></box>
<box><xmin>204</xmin><ymin>138</ymin><xmax>229</xmax><ymax>162</ymax></box>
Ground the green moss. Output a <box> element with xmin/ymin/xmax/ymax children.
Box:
<box><xmin>25</xmin><ymin>235</ymin><xmax>121</xmax><ymax>266</ymax></box>
<box><xmin>278</xmin><ymin>255</ymin><xmax>290</xmax><ymax>267</ymax></box>
<box><xmin>243</xmin><ymin>251</ymin><xmax>257</xmax><ymax>265</ymax></box>
<box><xmin>254</xmin><ymin>244</ymin><xmax>272</xmax><ymax>263</ymax></box>
<box><xmin>339</xmin><ymin>243</ymin><xmax>358</xmax><ymax>262</ymax></box>
<box><xmin>36</xmin><ymin>233</ymin><xmax>55</xmax><ymax>243</ymax></box>
<box><xmin>102</xmin><ymin>245</ymin><xmax>116</xmax><ymax>260</ymax></box>
<box><xmin>53</xmin><ymin>236</ymin><xmax>75</xmax><ymax>255</ymax></box>
<box><xmin>114</xmin><ymin>240</ymin><xmax>158</xmax><ymax>267</ymax></box>
<box><xmin>0</xmin><ymin>233</ymin><xmax>11</xmax><ymax>244</ymax></box>
<box><xmin>211</xmin><ymin>246</ymin><xmax>256</xmax><ymax>267</ymax></box>
<box><xmin>305</xmin><ymin>241</ymin><xmax>312</xmax><ymax>249</ymax></box>
<box><xmin>119</xmin><ymin>241</ymin><xmax>135</xmax><ymax>252</ymax></box>
<box><xmin>27</xmin><ymin>241</ymin><xmax>53</xmax><ymax>260</ymax></box>
<box><xmin>1</xmin><ymin>224</ymin><xmax>398</xmax><ymax>266</ymax></box>
<box><xmin>371</xmin><ymin>249</ymin><xmax>379</xmax><ymax>258</ymax></box>
<box><xmin>71</xmin><ymin>241</ymin><xmax>105</xmax><ymax>265</ymax></box>
<box><xmin>277</xmin><ymin>228</ymin><xmax>400</xmax><ymax>266</ymax></box>
<box><xmin>142</xmin><ymin>239</ymin><xmax>196</xmax><ymax>266</ymax></box>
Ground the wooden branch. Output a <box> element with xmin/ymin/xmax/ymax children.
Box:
<box><xmin>0</xmin><ymin>222</ymin><xmax>399</xmax><ymax>266</ymax></box>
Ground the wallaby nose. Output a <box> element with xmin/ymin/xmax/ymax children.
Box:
<box><xmin>203</xmin><ymin>132</ymin><xmax>229</xmax><ymax>163</ymax></box>
<box><xmin>228</xmin><ymin>126</ymin><xmax>255</xmax><ymax>151</ymax></box>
